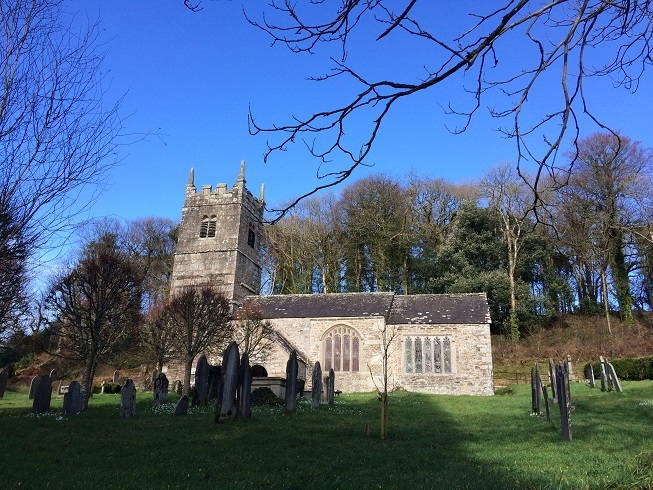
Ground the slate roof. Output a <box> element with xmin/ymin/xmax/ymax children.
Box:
<box><xmin>241</xmin><ymin>292</ymin><xmax>490</xmax><ymax>325</ymax></box>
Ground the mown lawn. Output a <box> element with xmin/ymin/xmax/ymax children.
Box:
<box><xmin>0</xmin><ymin>381</ymin><xmax>652</xmax><ymax>489</ymax></box>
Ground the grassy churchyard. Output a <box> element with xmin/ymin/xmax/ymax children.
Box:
<box><xmin>1</xmin><ymin>382</ymin><xmax>652</xmax><ymax>489</ymax></box>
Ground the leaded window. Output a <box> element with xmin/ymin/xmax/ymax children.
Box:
<box><xmin>324</xmin><ymin>326</ymin><xmax>360</xmax><ymax>372</ymax></box>
<box><xmin>405</xmin><ymin>335</ymin><xmax>453</xmax><ymax>374</ymax></box>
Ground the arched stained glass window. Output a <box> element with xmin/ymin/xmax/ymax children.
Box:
<box><xmin>323</xmin><ymin>326</ymin><xmax>360</xmax><ymax>372</ymax></box>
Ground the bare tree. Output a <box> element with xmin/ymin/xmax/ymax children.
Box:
<box><xmin>367</xmin><ymin>322</ymin><xmax>399</xmax><ymax>441</ymax></box>
<box><xmin>241</xmin><ymin>1</ymin><xmax>653</xmax><ymax>218</ymax></box>
<box><xmin>232</xmin><ymin>305</ymin><xmax>275</xmax><ymax>364</ymax></box>
<box><xmin>165</xmin><ymin>286</ymin><xmax>232</xmax><ymax>395</ymax></box>
<box><xmin>0</xmin><ymin>0</ymin><xmax>123</xmax><ymax>265</ymax></box>
<box><xmin>45</xmin><ymin>234</ymin><xmax>142</xmax><ymax>411</ymax></box>
<box><xmin>140</xmin><ymin>303</ymin><xmax>176</xmax><ymax>373</ymax></box>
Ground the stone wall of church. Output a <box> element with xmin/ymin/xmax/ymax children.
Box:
<box><xmin>260</xmin><ymin>317</ymin><xmax>493</xmax><ymax>396</ymax></box>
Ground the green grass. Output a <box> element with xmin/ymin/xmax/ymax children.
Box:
<box><xmin>1</xmin><ymin>382</ymin><xmax>652</xmax><ymax>489</ymax></box>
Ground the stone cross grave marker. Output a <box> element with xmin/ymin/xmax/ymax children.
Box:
<box><xmin>120</xmin><ymin>379</ymin><xmax>136</xmax><ymax>418</ymax></box>
<box><xmin>239</xmin><ymin>352</ymin><xmax>252</xmax><ymax>419</ymax></box>
<box><xmin>284</xmin><ymin>350</ymin><xmax>298</xmax><ymax>414</ymax></box>
<box><xmin>154</xmin><ymin>372</ymin><xmax>169</xmax><ymax>406</ymax></box>
<box><xmin>556</xmin><ymin>362</ymin><xmax>572</xmax><ymax>441</ymax></box>
<box><xmin>217</xmin><ymin>341</ymin><xmax>239</xmax><ymax>422</ymax></box>
<box><xmin>195</xmin><ymin>355</ymin><xmax>209</xmax><ymax>405</ymax></box>
<box><xmin>174</xmin><ymin>395</ymin><xmax>189</xmax><ymax>416</ymax></box>
<box><xmin>63</xmin><ymin>380</ymin><xmax>82</xmax><ymax>415</ymax></box>
<box><xmin>311</xmin><ymin>361</ymin><xmax>322</xmax><ymax>409</ymax></box>
<box><xmin>0</xmin><ymin>369</ymin><xmax>7</xmax><ymax>398</ymax></box>
<box><xmin>327</xmin><ymin>368</ymin><xmax>335</xmax><ymax>406</ymax></box>
<box><xmin>32</xmin><ymin>375</ymin><xmax>52</xmax><ymax>414</ymax></box>
<box><xmin>28</xmin><ymin>375</ymin><xmax>40</xmax><ymax>400</ymax></box>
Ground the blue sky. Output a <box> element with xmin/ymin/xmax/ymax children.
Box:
<box><xmin>74</xmin><ymin>1</ymin><xmax>653</xmax><ymax>224</ymax></box>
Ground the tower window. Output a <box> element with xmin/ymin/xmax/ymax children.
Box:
<box><xmin>199</xmin><ymin>215</ymin><xmax>217</xmax><ymax>238</ymax></box>
<box><xmin>247</xmin><ymin>228</ymin><xmax>256</xmax><ymax>248</ymax></box>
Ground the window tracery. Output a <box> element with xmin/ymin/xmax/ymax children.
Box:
<box><xmin>405</xmin><ymin>335</ymin><xmax>453</xmax><ymax>374</ymax></box>
<box><xmin>323</xmin><ymin>326</ymin><xmax>360</xmax><ymax>372</ymax></box>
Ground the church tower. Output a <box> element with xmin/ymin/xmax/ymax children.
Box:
<box><xmin>170</xmin><ymin>161</ymin><xmax>265</xmax><ymax>306</ymax></box>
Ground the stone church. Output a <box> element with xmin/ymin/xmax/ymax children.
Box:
<box><xmin>169</xmin><ymin>163</ymin><xmax>494</xmax><ymax>396</ymax></box>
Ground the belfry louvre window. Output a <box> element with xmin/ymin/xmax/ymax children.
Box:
<box><xmin>324</xmin><ymin>326</ymin><xmax>360</xmax><ymax>372</ymax></box>
<box><xmin>405</xmin><ymin>335</ymin><xmax>453</xmax><ymax>374</ymax></box>
<box><xmin>199</xmin><ymin>215</ymin><xmax>217</xmax><ymax>238</ymax></box>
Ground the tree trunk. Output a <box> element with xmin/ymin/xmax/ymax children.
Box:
<box><xmin>380</xmin><ymin>392</ymin><xmax>389</xmax><ymax>440</ymax></box>
<box><xmin>80</xmin><ymin>351</ymin><xmax>97</xmax><ymax>412</ymax></box>
<box><xmin>183</xmin><ymin>356</ymin><xmax>193</xmax><ymax>396</ymax></box>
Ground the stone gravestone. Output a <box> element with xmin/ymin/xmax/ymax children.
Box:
<box><xmin>239</xmin><ymin>353</ymin><xmax>252</xmax><ymax>420</ymax></box>
<box><xmin>311</xmin><ymin>361</ymin><xmax>322</xmax><ymax>409</ymax></box>
<box><xmin>531</xmin><ymin>362</ymin><xmax>542</xmax><ymax>415</ymax></box>
<box><xmin>49</xmin><ymin>369</ymin><xmax>57</xmax><ymax>382</ymax></box>
<box><xmin>195</xmin><ymin>355</ymin><xmax>209</xmax><ymax>405</ymax></box>
<box><xmin>113</xmin><ymin>370</ymin><xmax>120</xmax><ymax>384</ymax></box>
<box><xmin>216</xmin><ymin>341</ymin><xmax>240</xmax><ymax>423</ymax></box>
<box><xmin>327</xmin><ymin>369</ymin><xmax>335</xmax><ymax>406</ymax></box>
<box><xmin>284</xmin><ymin>350</ymin><xmax>298</xmax><ymax>414</ymax></box>
<box><xmin>0</xmin><ymin>369</ymin><xmax>7</xmax><ymax>398</ymax></box>
<box><xmin>541</xmin><ymin>384</ymin><xmax>551</xmax><ymax>422</ymax></box>
<box><xmin>605</xmin><ymin>361</ymin><xmax>623</xmax><ymax>393</ymax></box>
<box><xmin>173</xmin><ymin>380</ymin><xmax>182</xmax><ymax>395</ymax></box>
<box><xmin>556</xmin><ymin>362</ymin><xmax>572</xmax><ymax>441</ymax></box>
<box><xmin>62</xmin><ymin>380</ymin><xmax>82</xmax><ymax>415</ymax></box>
<box><xmin>548</xmin><ymin>358</ymin><xmax>557</xmax><ymax>402</ymax></box>
<box><xmin>207</xmin><ymin>364</ymin><xmax>221</xmax><ymax>402</ymax></box>
<box><xmin>588</xmin><ymin>363</ymin><xmax>596</xmax><ymax>388</ymax></box>
<box><xmin>599</xmin><ymin>356</ymin><xmax>608</xmax><ymax>392</ymax></box>
<box><xmin>120</xmin><ymin>379</ymin><xmax>136</xmax><ymax>418</ymax></box>
<box><xmin>153</xmin><ymin>372</ymin><xmax>169</xmax><ymax>406</ymax></box>
<box><xmin>174</xmin><ymin>395</ymin><xmax>189</xmax><ymax>416</ymax></box>
<box><xmin>32</xmin><ymin>375</ymin><xmax>52</xmax><ymax>414</ymax></box>
<box><xmin>28</xmin><ymin>375</ymin><xmax>40</xmax><ymax>400</ymax></box>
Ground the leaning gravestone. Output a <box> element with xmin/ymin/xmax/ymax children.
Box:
<box><xmin>28</xmin><ymin>375</ymin><xmax>40</xmax><ymax>400</ymax></box>
<box><xmin>239</xmin><ymin>353</ymin><xmax>252</xmax><ymax>420</ymax></box>
<box><xmin>599</xmin><ymin>356</ymin><xmax>608</xmax><ymax>392</ymax></box>
<box><xmin>174</xmin><ymin>395</ymin><xmax>189</xmax><ymax>416</ymax></box>
<box><xmin>32</xmin><ymin>375</ymin><xmax>52</xmax><ymax>414</ymax></box>
<box><xmin>195</xmin><ymin>355</ymin><xmax>209</xmax><ymax>405</ymax></box>
<box><xmin>113</xmin><ymin>370</ymin><xmax>120</xmax><ymax>384</ymax></box>
<box><xmin>284</xmin><ymin>350</ymin><xmax>298</xmax><ymax>414</ymax></box>
<box><xmin>216</xmin><ymin>341</ymin><xmax>240</xmax><ymax>423</ymax></box>
<box><xmin>588</xmin><ymin>363</ymin><xmax>596</xmax><ymax>388</ymax></box>
<box><xmin>556</xmin><ymin>362</ymin><xmax>572</xmax><ymax>441</ymax></box>
<box><xmin>62</xmin><ymin>380</ymin><xmax>82</xmax><ymax>415</ymax></box>
<box><xmin>327</xmin><ymin>369</ymin><xmax>335</xmax><ymax>406</ymax></box>
<box><xmin>311</xmin><ymin>361</ymin><xmax>322</xmax><ymax>409</ymax></box>
<box><xmin>120</xmin><ymin>379</ymin><xmax>136</xmax><ymax>418</ymax></box>
<box><xmin>153</xmin><ymin>372</ymin><xmax>169</xmax><ymax>406</ymax></box>
<box><xmin>531</xmin><ymin>362</ymin><xmax>542</xmax><ymax>415</ymax></box>
<box><xmin>0</xmin><ymin>369</ymin><xmax>7</xmax><ymax>398</ymax></box>
<box><xmin>605</xmin><ymin>361</ymin><xmax>622</xmax><ymax>393</ymax></box>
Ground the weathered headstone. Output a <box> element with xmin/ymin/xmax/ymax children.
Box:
<box><xmin>28</xmin><ymin>375</ymin><xmax>40</xmax><ymax>400</ymax></box>
<box><xmin>556</xmin><ymin>363</ymin><xmax>572</xmax><ymax>440</ymax></box>
<box><xmin>173</xmin><ymin>380</ymin><xmax>182</xmax><ymax>395</ymax></box>
<box><xmin>120</xmin><ymin>379</ymin><xmax>136</xmax><ymax>418</ymax></box>
<box><xmin>327</xmin><ymin>368</ymin><xmax>335</xmax><ymax>406</ymax></box>
<box><xmin>588</xmin><ymin>364</ymin><xmax>596</xmax><ymax>388</ymax></box>
<box><xmin>284</xmin><ymin>350</ymin><xmax>298</xmax><ymax>414</ymax></box>
<box><xmin>542</xmin><ymin>384</ymin><xmax>551</xmax><ymax>422</ymax></box>
<box><xmin>599</xmin><ymin>356</ymin><xmax>608</xmax><ymax>392</ymax></box>
<box><xmin>207</xmin><ymin>364</ymin><xmax>221</xmax><ymax>402</ymax></box>
<box><xmin>195</xmin><ymin>355</ymin><xmax>209</xmax><ymax>405</ymax></box>
<box><xmin>216</xmin><ymin>341</ymin><xmax>240</xmax><ymax>422</ymax></box>
<box><xmin>113</xmin><ymin>370</ymin><xmax>120</xmax><ymax>384</ymax></box>
<box><xmin>531</xmin><ymin>362</ymin><xmax>542</xmax><ymax>415</ymax></box>
<box><xmin>173</xmin><ymin>395</ymin><xmax>189</xmax><ymax>416</ymax></box>
<box><xmin>566</xmin><ymin>354</ymin><xmax>573</xmax><ymax>381</ymax></box>
<box><xmin>239</xmin><ymin>353</ymin><xmax>252</xmax><ymax>419</ymax></box>
<box><xmin>153</xmin><ymin>372</ymin><xmax>169</xmax><ymax>406</ymax></box>
<box><xmin>605</xmin><ymin>361</ymin><xmax>623</xmax><ymax>393</ymax></box>
<box><xmin>311</xmin><ymin>361</ymin><xmax>323</xmax><ymax>409</ymax></box>
<box><xmin>32</xmin><ymin>375</ymin><xmax>52</xmax><ymax>414</ymax></box>
<box><xmin>101</xmin><ymin>380</ymin><xmax>108</xmax><ymax>394</ymax></box>
<box><xmin>62</xmin><ymin>380</ymin><xmax>82</xmax><ymax>415</ymax></box>
<box><xmin>548</xmin><ymin>358</ymin><xmax>557</xmax><ymax>401</ymax></box>
<box><xmin>49</xmin><ymin>369</ymin><xmax>57</xmax><ymax>382</ymax></box>
<box><xmin>0</xmin><ymin>369</ymin><xmax>7</xmax><ymax>398</ymax></box>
